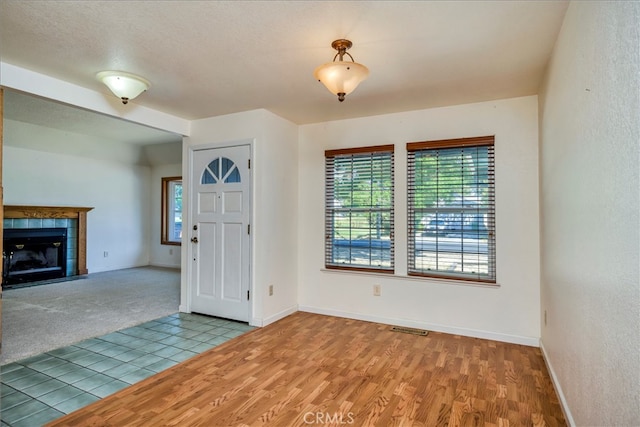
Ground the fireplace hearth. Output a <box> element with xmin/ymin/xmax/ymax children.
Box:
<box><xmin>3</xmin><ymin>228</ymin><xmax>68</xmax><ymax>287</ymax></box>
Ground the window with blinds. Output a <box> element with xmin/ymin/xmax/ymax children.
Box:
<box><xmin>407</xmin><ymin>136</ymin><xmax>496</xmax><ymax>282</ymax></box>
<box><xmin>325</xmin><ymin>145</ymin><xmax>394</xmax><ymax>272</ymax></box>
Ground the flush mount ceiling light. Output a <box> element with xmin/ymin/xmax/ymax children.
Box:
<box><xmin>96</xmin><ymin>71</ymin><xmax>150</xmax><ymax>104</ymax></box>
<box><xmin>314</xmin><ymin>39</ymin><xmax>369</xmax><ymax>102</ymax></box>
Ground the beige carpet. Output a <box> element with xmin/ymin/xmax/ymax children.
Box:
<box><xmin>0</xmin><ymin>266</ymin><xmax>180</xmax><ymax>365</ymax></box>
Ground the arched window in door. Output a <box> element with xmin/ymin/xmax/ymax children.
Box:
<box><xmin>201</xmin><ymin>157</ymin><xmax>241</xmax><ymax>184</ymax></box>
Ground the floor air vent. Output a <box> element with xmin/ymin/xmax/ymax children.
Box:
<box><xmin>390</xmin><ymin>326</ymin><xmax>429</xmax><ymax>336</ymax></box>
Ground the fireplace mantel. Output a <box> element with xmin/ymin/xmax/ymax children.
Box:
<box><xmin>4</xmin><ymin>205</ymin><xmax>93</xmax><ymax>219</ymax></box>
<box><xmin>4</xmin><ymin>205</ymin><xmax>93</xmax><ymax>275</ymax></box>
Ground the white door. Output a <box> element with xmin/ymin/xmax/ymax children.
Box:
<box><xmin>190</xmin><ymin>145</ymin><xmax>251</xmax><ymax>322</ymax></box>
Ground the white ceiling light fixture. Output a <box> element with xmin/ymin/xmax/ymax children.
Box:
<box><xmin>96</xmin><ymin>71</ymin><xmax>150</xmax><ymax>104</ymax></box>
<box><xmin>314</xmin><ymin>39</ymin><xmax>369</xmax><ymax>102</ymax></box>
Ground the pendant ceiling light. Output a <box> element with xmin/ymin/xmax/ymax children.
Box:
<box><xmin>96</xmin><ymin>71</ymin><xmax>150</xmax><ymax>104</ymax></box>
<box><xmin>314</xmin><ymin>39</ymin><xmax>369</xmax><ymax>102</ymax></box>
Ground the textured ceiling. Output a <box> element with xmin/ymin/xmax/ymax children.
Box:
<box><xmin>0</xmin><ymin>0</ymin><xmax>568</xmax><ymax>142</ymax></box>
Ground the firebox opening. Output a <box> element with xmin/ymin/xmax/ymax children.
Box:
<box><xmin>3</xmin><ymin>228</ymin><xmax>68</xmax><ymax>288</ymax></box>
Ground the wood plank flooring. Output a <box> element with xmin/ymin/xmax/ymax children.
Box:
<box><xmin>46</xmin><ymin>312</ymin><xmax>566</xmax><ymax>426</ymax></box>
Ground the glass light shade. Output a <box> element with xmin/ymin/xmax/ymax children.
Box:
<box><xmin>314</xmin><ymin>61</ymin><xmax>369</xmax><ymax>98</ymax></box>
<box><xmin>96</xmin><ymin>71</ymin><xmax>150</xmax><ymax>103</ymax></box>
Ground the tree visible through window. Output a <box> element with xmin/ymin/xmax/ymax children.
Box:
<box><xmin>407</xmin><ymin>136</ymin><xmax>496</xmax><ymax>282</ymax></box>
<box><xmin>162</xmin><ymin>177</ymin><xmax>182</xmax><ymax>245</ymax></box>
<box><xmin>325</xmin><ymin>145</ymin><xmax>394</xmax><ymax>272</ymax></box>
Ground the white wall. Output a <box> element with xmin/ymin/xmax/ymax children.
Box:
<box><xmin>3</xmin><ymin>119</ymin><xmax>151</xmax><ymax>273</ymax></box>
<box><xmin>255</xmin><ymin>111</ymin><xmax>299</xmax><ymax>324</ymax></box>
<box><xmin>149</xmin><ymin>163</ymin><xmax>182</xmax><ymax>268</ymax></box>
<box><xmin>538</xmin><ymin>2</ymin><xmax>640</xmax><ymax>425</ymax></box>
<box><xmin>184</xmin><ymin>109</ymin><xmax>299</xmax><ymax>326</ymax></box>
<box><xmin>298</xmin><ymin>96</ymin><xmax>540</xmax><ymax>345</ymax></box>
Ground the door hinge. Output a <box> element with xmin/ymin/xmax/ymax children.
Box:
<box><xmin>247</xmin><ymin>224</ymin><xmax>250</xmax><ymax>235</ymax></box>
<box><xmin>247</xmin><ymin>290</ymin><xmax>250</xmax><ymax>300</ymax></box>
<box><xmin>248</xmin><ymin>159</ymin><xmax>251</xmax><ymax>169</ymax></box>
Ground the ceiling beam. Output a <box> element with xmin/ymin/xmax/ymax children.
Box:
<box><xmin>0</xmin><ymin>62</ymin><xmax>190</xmax><ymax>137</ymax></box>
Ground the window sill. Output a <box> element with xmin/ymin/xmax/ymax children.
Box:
<box><xmin>320</xmin><ymin>268</ymin><xmax>500</xmax><ymax>288</ymax></box>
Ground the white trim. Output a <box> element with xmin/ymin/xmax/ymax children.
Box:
<box><xmin>298</xmin><ymin>305</ymin><xmax>539</xmax><ymax>346</ymax></box>
<box><xmin>321</xmin><ymin>268</ymin><xmax>501</xmax><ymax>289</ymax></box>
<box><xmin>540</xmin><ymin>339</ymin><xmax>576</xmax><ymax>426</ymax></box>
<box><xmin>251</xmin><ymin>305</ymin><xmax>298</xmax><ymax>327</ymax></box>
<box><xmin>148</xmin><ymin>262</ymin><xmax>181</xmax><ymax>269</ymax></box>
<box><xmin>179</xmin><ymin>141</ymin><xmax>193</xmax><ymax>314</ymax></box>
<box><xmin>89</xmin><ymin>262</ymin><xmax>149</xmax><ymax>274</ymax></box>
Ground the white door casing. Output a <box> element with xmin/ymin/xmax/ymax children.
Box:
<box><xmin>189</xmin><ymin>144</ymin><xmax>251</xmax><ymax>322</ymax></box>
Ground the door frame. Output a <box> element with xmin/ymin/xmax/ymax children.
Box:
<box><xmin>180</xmin><ymin>139</ymin><xmax>254</xmax><ymax>323</ymax></box>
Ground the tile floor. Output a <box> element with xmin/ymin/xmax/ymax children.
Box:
<box><xmin>0</xmin><ymin>313</ymin><xmax>254</xmax><ymax>427</ymax></box>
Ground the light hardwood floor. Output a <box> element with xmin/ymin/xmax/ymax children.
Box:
<box><xmin>47</xmin><ymin>312</ymin><xmax>566</xmax><ymax>426</ymax></box>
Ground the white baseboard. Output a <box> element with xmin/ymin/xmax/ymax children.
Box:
<box><xmin>540</xmin><ymin>339</ymin><xmax>576</xmax><ymax>426</ymax></box>
<box><xmin>90</xmin><ymin>262</ymin><xmax>149</xmax><ymax>274</ymax></box>
<box><xmin>251</xmin><ymin>304</ymin><xmax>298</xmax><ymax>327</ymax></box>
<box><xmin>148</xmin><ymin>262</ymin><xmax>181</xmax><ymax>269</ymax></box>
<box><xmin>298</xmin><ymin>305</ymin><xmax>539</xmax><ymax>347</ymax></box>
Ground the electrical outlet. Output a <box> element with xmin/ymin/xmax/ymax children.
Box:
<box><xmin>373</xmin><ymin>284</ymin><xmax>381</xmax><ymax>296</ymax></box>
<box><xmin>169</xmin><ymin>248</ymin><xmax>173</xmax><ymax>255</ymax></box>
<box><xmin>269</xmin><ymin>285</ymin><xmax>274</xmax><ymax>296</ymax></box>
<box><xmin>544</xmin><ymin>310</ymin><xmax>547</xmax><ymax>326</ymax></box>
<box><xmin>103</xmin><ymin>251</ymin><xmax>108</xmax><ymax>258</ymax></box>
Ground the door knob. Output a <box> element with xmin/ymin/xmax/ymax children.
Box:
<box><xmin>191</xmin><ymin>237</ymin><xmax>199</xmax><ymax>243</ymax></box>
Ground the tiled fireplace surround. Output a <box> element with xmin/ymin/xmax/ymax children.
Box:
<box><xmin>3</xmin><ymin>206</ymin><xmax>93</xmax><ymax>279</ymax></box>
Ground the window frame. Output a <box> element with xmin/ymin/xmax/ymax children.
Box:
<box><xmin>325</xmin><ymin>145</ymin><xmax>395</xmax><ymax>273</ymax></box>
<box><xmin>161</xmin><ymin>176</ymin><xmax>183</xmax><ymax>246</ymax></box>
<box><xmin>407</xmin><ymin>136</ymin><xmax>496</xmax><ymax>284</ymax></box>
